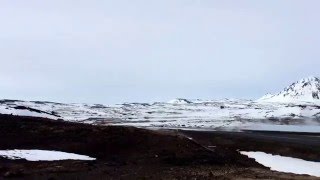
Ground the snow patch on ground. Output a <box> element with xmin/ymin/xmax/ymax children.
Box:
<box><xmin>240</xmin><ymin>151</ymin><xmax>320</xmax><ymax>177</ymax></box>
<box><xmin>0</xmin><ymin>150</ymin><xmax>96</xmax><ymax>161</ymax></box>
<box><xmin>0</xmin><ymin>105</ymin><xmax>59</xmax><ymax>120</ymax></box>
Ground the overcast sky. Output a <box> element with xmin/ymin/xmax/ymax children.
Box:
<box><xmin>0</xmin><ymin>0</ymin><xmax>320</xmax><ymax>104</ymax></box>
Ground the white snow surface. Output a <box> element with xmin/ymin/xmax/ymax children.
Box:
<box><xmin>0</xmin><ymin>104</ymin><xmax>59</xmax><ymax>120</ymax></box>
<box><xmin>259</xmin><ymin>76</ymin><xmax>320</xmax><ymax>103</ymax></box>
<box><xmin>167</xmin><ymin>98</ymin><xmax>192</xmax><ymax>104</ymax></box>
<box><xmin>1</xmin><ymin>77</ymin><xmax>320</xmax><ymax>132</ymax></box>
<box><xmin>240</xmin><ymin>151</ymin><xmax>320</xmax><ymax>177</ymax></box>
<box><xmin>0</xmin><ymin>149</ymin><xmax>96</xmax><ymax>161</ymax></box>
<box><xmin>0</xmin><ymin>98</ymin><xmax>319</xmax><ymax>132</ymax></box>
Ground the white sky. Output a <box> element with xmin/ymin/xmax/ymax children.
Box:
<box><xmin>0</xmin><ymin>0</ymin><xmax>320</xmax><ymax>103</ymax></box>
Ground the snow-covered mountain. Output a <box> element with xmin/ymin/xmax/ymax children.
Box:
<box><xmin>259</xmin><ymin>76</ymin><xmax>320</xmax><ymax>104</ymax></box>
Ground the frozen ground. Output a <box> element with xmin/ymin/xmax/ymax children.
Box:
<box><xmin>0</xmin><ymin>98</ymin><xmax>319</xmax><ymax>132</ymax></box>
<box><xmin>241</xmin><ymin>151</ymin><xmax>320</xmax><ymax>177</ymax></box>
<box><xmin>0</xmin><ymin>149</ymin><xmax>96</xmax><ymax>161</ymax></box>
<box><xmin>1</xmin><ymin>116</ymin><xmax>316</xmax><ymax>179</ymax></box>
<box><xmin>1</xmin><ymin>77</ymin><xmax>320</xmax><ymax>132</ymax></box>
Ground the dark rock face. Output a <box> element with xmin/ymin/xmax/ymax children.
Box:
<box><xmin>313</xmin><ymin>92</ymin><xmax>320</xmax><ymax>99</ymax></box>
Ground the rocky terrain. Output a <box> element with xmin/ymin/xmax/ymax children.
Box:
<box><xmin>0</xmin><ymin>77</ymin><xmax>319</xmax><ymax>179</ymax></box>
<box><xmin>0</xmin><ymin>114</ymin><xmax>318</xmax><ymax>179</ymax></box>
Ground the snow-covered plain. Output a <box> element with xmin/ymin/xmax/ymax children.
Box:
<box><xmin>0</xmin><ymin>98</ymin><xmax>319</xmax><ymax>132</ymax></box>
<box><xmin>240</xmin><ymin>151</ymin><xmax>320</xmax><ymax>177</ymax></box>
<box><xmin>0</xmin><ymin>150</ymin><xmax>96</xmax><ymax>161</ymax></box>
<box><xmin>0</xmin><ymin>77</ymin><xmax>320</xmax><ymax>132</ymax></box>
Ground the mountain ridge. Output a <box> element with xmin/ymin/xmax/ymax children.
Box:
<box><xmin>259</xmin><ymin>76</ymin><xmax>320</xmax><ymax>103</ymax></box>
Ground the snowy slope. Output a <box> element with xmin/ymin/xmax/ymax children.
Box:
<box><xmin>259</xmin><ymin>76</ymin><xmax>320</xmax><ymax>103</ymax></box>
<box><xmin>0</xmin><ymin>100</ymin><xmax>60</xmax><ymax>120</ymax></box>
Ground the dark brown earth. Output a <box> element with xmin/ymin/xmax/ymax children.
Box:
<box><xmin>0</xmin><ymin>114</ymin><xmax>318</xmax><ymax>179</ymax></box>
<box><xmin>179</xmin><ymin>130</ymin><xmax>320</xmax><ymax>162</ymax></box>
